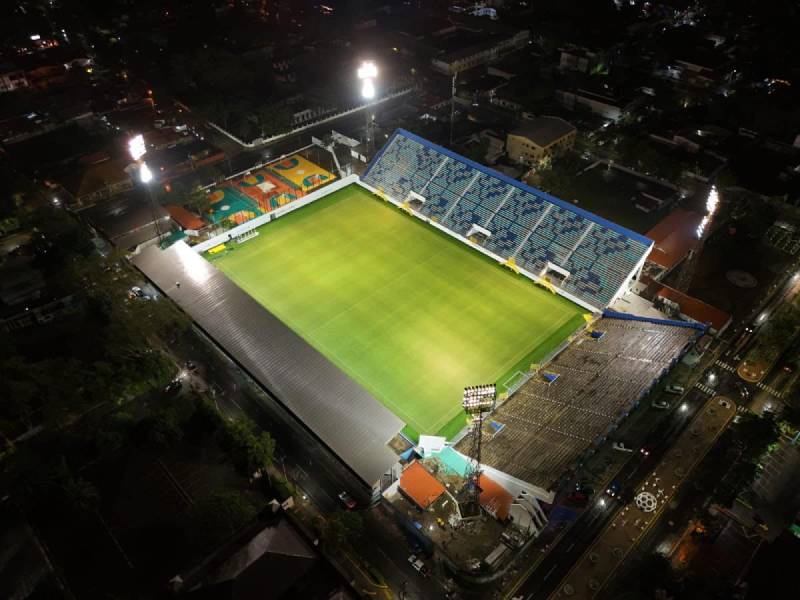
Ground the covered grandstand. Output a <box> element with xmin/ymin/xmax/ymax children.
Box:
<box><xmin>457</xmin><ymin>313</ymin><xmax>704</xmax><ymax>500</ymax></box>
<box><xmin>131</xmin><ymin>242</ymin><xmax>403</xmax><ymax>487</ymax></box>
<box><xmin>362</xmin><ymin>129</ymin><xmax>653</xmax><ymax>311</ymax></box>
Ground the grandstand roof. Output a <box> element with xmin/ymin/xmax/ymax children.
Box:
<box><xmin>131</xmin><ymin>242</ymin><xmax>403</xmax><ymax>487</ymax></box>
<box><xmin>364</xmin><ymin>129</ymin><xmax>653</xmax><ymax>309</ymax></box>
<box><xmin>399</xmin><ymin>461</ymin><xmax>446</xmax><ymax>510</ymax></box>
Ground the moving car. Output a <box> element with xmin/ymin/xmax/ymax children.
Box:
<box><xmin>665</xmin><ymin>383</ymin><xmax>685</xmax><ymax>395</ymax></box>
<box><xmin>605</xmin><ymin>480</ymin><xmax>621</xmax><ymax>498</ymax></box>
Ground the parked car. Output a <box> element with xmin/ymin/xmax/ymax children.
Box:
<box><xmin>408</xmin><ymin>554</ymin><xmax>429</xmax><ymax>577</ymax></box>
<box><xmin>652</xmin><ymin>399</ymin><xmax>670</xmax><ymax>410</ymax></box>
<box><xmin>665</xmin><ymin>383</ymin><xmax>685</xmax><ymax>395</ymax></box>
<box><xmin>338</xmin><ymin>491</ymin><xmax>357</xmax><ymax>510</ymax></box>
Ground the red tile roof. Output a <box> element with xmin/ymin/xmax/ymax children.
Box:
<box><xmin>645</xmin><ymin>209</ymin><xmax>704</xmax><ymax>270</ymax></box>
<box><xmin>656</xmin><ymin>285</ymin><xmax>731</xmax><ymax>332</ymax></box>
<box><xmin>478</xmin><ymin>474</ymin><xmax>513</xmax><ymax>521</ymax></box>
<box><xmin>399</xmin><ymin>461</ymin><xmax>445</xmax><ymax>510</ymax></box>
<box><xmin>166</xmin><ymin>204</ymin><xmax>205</xmax><ymax>231</ymax></box>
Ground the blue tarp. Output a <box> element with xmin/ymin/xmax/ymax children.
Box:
<box><xmin>400</xmin><ymin>447</ymin><xmax>417</xmax><ymax>461</ymax></box>
<box><xmin>543</xmin><ymin>372</ymin><xmax>560</xmax><ymax>383</ymax></box>
<box><xmin>590</xmin><ymin>330</ymin><xmax>605</xmax><ymax>339</ymax></box>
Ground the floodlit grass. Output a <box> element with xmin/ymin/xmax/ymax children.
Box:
<box><xmin>207</xmin><ymin>185</ymin><xmax>584</xmax><ymax>440</ymax></box>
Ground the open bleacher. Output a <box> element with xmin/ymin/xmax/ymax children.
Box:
<box><xmin>455</xmin><ymin>314</ymin><xmax>703</xmax><ymax>496</ymax></box>
<box><xmin>363</xmin><ymin>130</ymin><xmax>653</xmax><ymax>310</ymax></box>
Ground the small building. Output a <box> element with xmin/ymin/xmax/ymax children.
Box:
<box><xmin>644</xmin><ymin>208</ymin><xmax>705</xmax><ymax>278</ymax></box>
<box><xmin>654</xmin><ymin>285</ymin><xmax>731</xmax><ymax>334</ymax></box>
<box><xmin>506</xmin><ymin>116</ymin><xmax>576</xmax><ymax>166</ymax></box>
<box><xmin>431</xmin><ymin>29</ymin><xmax>530</xmax><ymax>76</ymax></box>
<box><xmin>166</xmin><ymin>204</ymin><xmax>206</xmax><ymax>233</ymax></box>
<box><xmin>559</xmin><ymin>46</ymin><xmax>604</xmax><ymax>74</ymax></box>
<box><xmin>398</xmin><ymin>461</ymin><xmax>445</xmax><ymax>511</ymax></box>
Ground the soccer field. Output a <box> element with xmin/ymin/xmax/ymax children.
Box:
<box><xmin>207</xmin><ymin>184</ymin><xmax>585</xmax><ymax>440</ymax></box>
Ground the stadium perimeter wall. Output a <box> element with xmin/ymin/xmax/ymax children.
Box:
<box><xmin>356</xmin><ymin>179</ymin><xmax>600</xmax><ymax>313</ymax></box>
<box><xmin>192</xmin><ymin>174</ymin><xmax>359</xmax><ymax>254</ymax></box>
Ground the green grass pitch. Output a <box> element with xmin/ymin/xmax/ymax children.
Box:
<box><xmin>207</xmin><ymin>184</ymin><xmax>585</xmax><ymax>440</ymax></box>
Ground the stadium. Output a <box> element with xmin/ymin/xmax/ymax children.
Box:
<box><xmin>133</xmin><ymin>130</ymin><xmax>703</xmax><ymax>505</ymax></box>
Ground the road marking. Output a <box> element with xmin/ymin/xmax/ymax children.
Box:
<box><xmin>543</xmin><ymin>565</ymin><xmax>558</xmax><ymax>581</ymax></box>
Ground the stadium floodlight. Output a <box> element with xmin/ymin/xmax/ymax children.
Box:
<box><xmin>139</xmin><ymin>161</ymin><xmax>153</xmax><ymax>183</ymax></box>
<box><xmin>357</xmin><ymin>61</ymin><xmax>378</xmax><ymax>81</ymax></box>
<box><xmin>128</xmin><ymin>134</ymin><xmax>146</xmax><ymax>161</ymax></box>
<box><xmin>695</xmin><ymin>185</ymin><xmax>719</xmax><ymax>239</ymax></box>
<box><xmin>462</xmin><ymin>384</ymin><xmax>497</xmax><ymax>414</ymax></box>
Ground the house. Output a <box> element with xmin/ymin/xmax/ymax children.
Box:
<box><xmin>0</xmin><ymin>63</ymin><xmax>29</xmax><ymax>92</ymax></box>
<box><xmin>166</xmin><ymin>204</ymin><xmax>206</xmax><ymax>232</ymax></box>
<box><xmin>505</xmin><ymin>116</ymin><xmax>576</xmax><ymax>166</ymax></box>
<box><xmin>183</xmin><ymin>518</ymin><xmax>319</xmax><ymax>600</ymax></box>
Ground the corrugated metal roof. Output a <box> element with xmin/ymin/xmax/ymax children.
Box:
<box><xmin>132</xmin><ymin>242</ymin><xmax>403</xmax><ymax>486</ymax></box>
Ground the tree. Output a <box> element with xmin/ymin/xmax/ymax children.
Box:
<box><xmin>217</xmin><ymin>419</ymin><xmax>276</xmax><ymax>476</ymax></box>
<box><xmin>187</xmin><ymin>490</ymin><xmax>259</xmax><ymax>550</ymax></box>
<box><xmin>320</xmin><ymin>510</ymin><xmax>363</xmax><ymax>548</ymax></box>
<box><xmin>255</xmin><ymin>104</ymin><xmax>293</xmax><ymax>138</ymax></box>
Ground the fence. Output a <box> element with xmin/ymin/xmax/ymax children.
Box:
<box><xmin>191</xmin><ymin>174</ymin><xmax>359</xmax><ymax>253</ymax></box>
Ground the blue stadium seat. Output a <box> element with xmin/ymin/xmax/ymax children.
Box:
<box><xmin>363</xmin><ymin>130</ymin><xmax>653</xmax><ymax>309</ymax></box>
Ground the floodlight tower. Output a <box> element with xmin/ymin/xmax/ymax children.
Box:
<box><xmin>674</xmin><ymin>185</ymin><xmax>719</xmax><ymax>293</ymax></box>
<box><xmin>460</xmin><ymin>384</ymin><xmax>497</xmax><ymax>517</ymax></box>
<box><xmin>358</xmin><ymin>61</ymin><xmax>378</xmax><ymax>153</ymax></box>
<box><xmin>128</xmin><ymin>134</ymin><xmax>163</xmax><ymax>242</ymax></box>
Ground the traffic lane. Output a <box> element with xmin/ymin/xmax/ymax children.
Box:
<box><xmin>513</xmin><ymin>501</ymin><xmax>618</xmax><ymax>599</ymax></box>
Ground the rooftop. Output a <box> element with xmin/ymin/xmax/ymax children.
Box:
<box><xmin>510</xmin><ymin>116</ymin><xmax>576</xmax><ymax>148</ymax></box>
<box><xmin>399</xmin><ymin>461</ymin><xmax>446</xmax><ymax>510</ymax></box>
<box><xmin>656</xmin><ymin>285</ymin><xmax>731</xmax><ymax>332</ymax></box>
<box><xmin>645</xmin><ymin>208</ymin><xmax>705</xmax><ymax>271</ymax></box>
